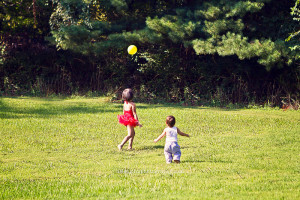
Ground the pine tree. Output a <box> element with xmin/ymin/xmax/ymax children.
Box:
<box><xmin>1</xmin><ymin>0</ymin><xmax>298</xmax><ymax>103</ymax></box>
<box><xmin>49</xmin><ymin>0</ymin><xmax>298</xmax><ymax>70</ymax></box>
<box><xmin>287</xmin><ymin>0</ymin><xmax>300</xmax><ymax>54</ymax></box>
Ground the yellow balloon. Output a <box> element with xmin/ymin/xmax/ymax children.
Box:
<box><xmin>127</xmin><ymin>45</ymin><xmax>137</xmax><ymax>55</ymax></box>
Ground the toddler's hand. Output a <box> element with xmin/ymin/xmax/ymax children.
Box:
<box><xmin>138</xmin><ymin>122</ymin><xmax>143</xmax><ymax>128</ymax></box>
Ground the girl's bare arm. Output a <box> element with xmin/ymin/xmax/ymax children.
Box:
<box><xmin>131</xmin><ymin>103</ymin><xmax>142</xmax><ymax>127</ymax></box>
<box><xmin>131</xmin><ymin>103</ymin><xmax>139</xmax><ymax>121</ymax></box>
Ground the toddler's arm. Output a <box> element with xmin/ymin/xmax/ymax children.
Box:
<box><xmin>154</xmin><ymin>131</ymin><xmax>166</xmax><ymax>143</ymax></box>
<box><xmin>177</xmin><ymin>128</ymin><xmax>190</xmax><ymax>137</ymax></box>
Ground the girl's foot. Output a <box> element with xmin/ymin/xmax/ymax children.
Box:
<box><xmin>128</xmin><ymin>147</ymin><xmax>133</xmax><ymax>150</ymax></box>
<box><xmin>117</xmin><ymin>144</ymin><xmax>122</xmax><ymax>151</ymax></box>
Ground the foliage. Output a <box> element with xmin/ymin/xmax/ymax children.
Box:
<box><xmin>0</xmin><ymin>0</ymin><xmax>299</xmax><ymax>106</ymax></box>
<box><xmin>47</xmin><ymin>0</ymin><xmax>297</xmax><ymax>69</ymax></box>
<box><xmin>286</xmin><ymin>0</ymin><xmax>300</xmax><ymax>54</ymax></box>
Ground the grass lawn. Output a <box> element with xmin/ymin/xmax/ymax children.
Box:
<box><xmin>0</xmin><ymin>97</ymin><xmax>299</xmax><ymax>199</ymax></box>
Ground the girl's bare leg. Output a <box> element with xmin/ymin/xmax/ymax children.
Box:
<box><xmin>118</xmin><ymin>125</ymin><xmax>134</xmax><ymax>150</ymax></box>
<box><xmin>128</xmin><ymin>127</ymin><xmax>135</xmax><ymax>149</ymax></box>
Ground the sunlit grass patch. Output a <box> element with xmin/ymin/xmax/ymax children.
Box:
<box><xmin>0</xmin><ymin>97</ymin><xmax>299</xmax><ymax>199</ymax></box>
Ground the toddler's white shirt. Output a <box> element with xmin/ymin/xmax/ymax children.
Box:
<box><xmin>165</xmin><ymin>126</ymin><xmax>178</xmax><ymax>143</ymax></box>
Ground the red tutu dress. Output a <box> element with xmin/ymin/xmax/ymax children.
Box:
<box><xmin>118</xmin><ymin>109</ymin><xmax>139</xmax><ymax>127</ymax></box>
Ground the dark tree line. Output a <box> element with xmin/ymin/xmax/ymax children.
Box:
<box><xmin>0</xmin><ymin>0</ymin><xmax>299</xmax><ymax>107</ymax></box>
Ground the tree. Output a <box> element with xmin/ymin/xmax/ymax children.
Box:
<box><xmin>287</xmin><ymin>0</ymin><xmax>300</xmax><ymax>53</ymax></box>
<box><xmin>1</xmin><ymin>0</ymin><xmax>299</xmax><ymax>105</ymax></box>
<box><xmin>0</xmin><ymin>0</ymin><xmax>54</xmax><ymax>93</ymax></box>
<box><xmin>49</xmin><ymin>0</ymin><xmax>297</xmax><ymax>70</ymax></box>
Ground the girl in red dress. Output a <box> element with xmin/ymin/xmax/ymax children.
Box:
<box><xmin>117</xmin><ymin>88</ymin><xmax>142</xmax><ymax>150</ymax></box>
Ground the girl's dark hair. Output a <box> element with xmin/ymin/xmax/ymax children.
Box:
<box><xmin>122</xmin><ymin>88</ymin><xmax>134</xmax><ymax>101</ymax></box>
<box><xmin>166</xmin><ymin>116</ymin><xmax>176</xmax><ymax>127</ymax></box>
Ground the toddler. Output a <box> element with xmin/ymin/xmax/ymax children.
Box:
<box><xmin>154</xmin><ymin>116</ymin><xmax>189</xmax><ymax>163</ymax></box>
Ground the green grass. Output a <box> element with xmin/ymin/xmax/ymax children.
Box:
<box><xmin>0</xmin><ymin>97</ymin><xmax>299</xmax><ymax>199</ymax></box>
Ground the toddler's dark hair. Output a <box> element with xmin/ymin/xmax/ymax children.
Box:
<box><xmin>122</xmin><ymin>88</ymin><xmax>134</xmax><ymax>101</ymax></box>
<box><xmin>166</xmin><ymin>116</ymin><xmax>176</xmax><ymax>127</ymax></box>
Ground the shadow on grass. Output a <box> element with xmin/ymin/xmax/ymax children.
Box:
<box><xmin>112</xmin><ymin>100</ymin><xmax>214</xmax><ymax>111</ymax></box>
<box><xmin>125</xmin><ymin>101</ymin><xmax>243</xmax><ymax>112</ymax></box>
<box><xmin>0</xmin><ymin>97</ymin><xmax>119</xmax><ymax>119</ymax></box>
<box><xmin>131</xmin><ymin>104</ymin><xmax>212</xmax><ymax>111</ymax></box>
<box><xmin>182</xmin><ymin>159</ymin><xmax>233</xmax><ymax>163</ymax></box>
<box><xmin>135</xmin><ymin>145</ymin><xmax>164</xmax><ymax>151</ymax></box>
<box><xmin>0</xmin><ymin>96</ymin><xmax>245</xmax><ymax>120</ymax></box>
<box><xmin>181</xmin><ymin>160</ymin><xmax>205</xmax><ymax>163</ymax></box>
